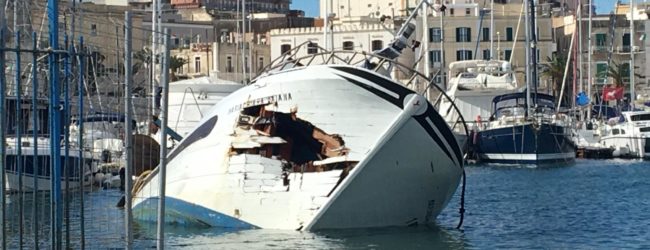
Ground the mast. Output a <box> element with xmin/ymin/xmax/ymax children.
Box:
<box><xmin>422</xmin><ymin>3</ymin><xmax>430</xmax><ymax>98</ymax></box>
<box><xmin>242</xmin><ymin>0</ymin><xmax>247</xmax><ymax>82</ymax></box>
<box><xmin>151</xmin><ymin>0</ymin><xmax>159</xmax><ymax>115</ymax></box>
<box><xmin>577</xmin><ymin>0</ymin><xmax>583</xmax><ymax>95</ymax></box>
<box><xmin>529</xmin><ymin>0</ymin><xmax>538</xmax><ymax>105</ymax></box>
<box><xmin>490</xmin><ymin>0</ymin><xmax>494</xmax><ymax>59</ymax></box>
<box><xmin>630</xmin><ymin>0</ymin><xmax>636</xmax><ymax>110</ymax></box>
<box><xmin>323</xmin><ymin>0</ymin><xmax>328</xmax><ymax>50</ymax></box>
<box><xmin>524</xmin><ymin>0</ymin><xmax>531</xmax><ymax>116</ymax></box>
<box><xmin>440</xmin><ymin>5</ymin><xmax>446</xmax><ymax>88</ymax></box>
<box><xmin>587</xmin><ymin>0</ymin><xmax>592</xmax><ymax>120</ymax></box>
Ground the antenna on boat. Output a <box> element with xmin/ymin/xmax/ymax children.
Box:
<box><xmin>374</xmin><ymin>0</ymin><xmax>432</xmax><ymax>60</ymax></box>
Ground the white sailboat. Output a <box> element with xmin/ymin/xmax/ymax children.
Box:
<box><xmin>131</xmin><ymin>1</ymin><xmax>466</xmax><ymax>230</ymax></box>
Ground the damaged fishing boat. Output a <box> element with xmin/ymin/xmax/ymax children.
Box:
<box><xmin>131</xmin><ymin>1</ymin><xmax>467</xmax><ymax>230</ymax></box>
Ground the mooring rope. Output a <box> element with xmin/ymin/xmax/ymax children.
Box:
<box><xmin>456</xmin><ymin>168</ymin><xmax>466</xmax><ymax>229</ymax></box>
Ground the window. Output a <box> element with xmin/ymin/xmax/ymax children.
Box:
<box><xmin>91</xmin><ymin>24</ymin><xmax>97</xmax><ymax>36</ymax></box>
<box><xmin>371</xmin><ymin>40</ymin><xmax>383</xmax><ymax>51</ymax></box>
<box><xmin>258</xmin><ymin>57</ymin><xmax>264</xmax><ymax>70</ymax></box>
<box><xmin>307</xmin><ymin>42</ymin><xmax>318</xmax><ymax>54</ymax></box>
<box><xmin>245</xmin><ymin>56</ymin><xmax>249</xmax><ymax>72</ymax></box>
<box><xmin>429</xmin><ymin>50</ymin><xmax>441</xmax><ymax>65</ymax></box>
<box><xmin>343</xmin><ymin>41</ymin><xmax>354</xmax><ymax>50</ymax></box>
<box><xmin>450</xmin><ymin>8</ymin><xmax>454</xmax><ymax>15</ymax></box>
<box><xmin>595</xmin><ymin>62</ymin><xmax>607</xmax><ymax>84</ymax></box>
<box><xmin>465</xmin><ymin>8</ymin><xmax>471</xmax><ymax>15</ymax></box>
<box><xmin>504</xmin><ymin>49</ymin><xmax>512</xmax><ymax>61</ymax></box>
<box><xmin>612</xmin><ymin>129</ymin><xmax>620</xmax><ymax>135</ymax></box>
<box><xmin>280</xmin><ymin>44</ymin><xmax>291</xmax><ymax>54</ymax></box>
<box><xmin>622</xmin><ymin>33</ymin><xmax>631</xmax><ymax>51</ymax></box>
<box><xmin>482</xmin><ymin>27</ymin><xmax>490</xmax><ymax>42</ymax></box>
<box><xmin>226</xmin><ymin>56</ymin><xmax>233</xmax><ymax>73</ymax></box>
<box><xmin>429</xmin><ymin>28</ymin><xmax>442</xmax><ymax>42</ymax></box>
<box><xmin>456</xmin><ymin>27</ymin><xmax>471</xmax><ymax>42</ymax></box>
<box><xmin>506</xmin><ymin>27</ymin><xmax>513</xmax><ymax>41</ymax></box>
<box><xmin>595</xmin><ymin>33</ymin><xmax>607</xmax><ymax>50</ymax></box>
<box><xmin>482</xmin><ymin>49</ymin><xmax>490</xmax><ymax>60</ymax></box>
<box><xmin>456</xmin><ymin>50</ymin><xmax>472</xmax><ymax>60</ymax></box>
<box><xmin>194</xmin><ymin>57</ymin><xmax>201</xmax><ymax>73</ymax></box>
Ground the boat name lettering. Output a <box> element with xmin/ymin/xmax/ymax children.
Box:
<box><xmin>228</xmin><ymin>93</ymin><xmax>293</xmax><ymax>113</ymax></box>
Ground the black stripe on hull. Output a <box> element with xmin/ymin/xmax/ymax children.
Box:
<box><xmin>332</xmin><ymin>66</ymin><xmax>462</xmax><ymax>166</ymax></box>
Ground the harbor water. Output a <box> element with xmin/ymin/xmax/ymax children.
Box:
<box><xmin>4</xmin><ymin>159</ymin><xmax>649</xmax><ymax>249</ymax></box>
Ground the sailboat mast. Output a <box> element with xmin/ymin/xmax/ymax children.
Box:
<box><xmin>577</xmin><ymin>0</ymin><xmax>583</xmax><ymax>95</ymax></box>
<box><xmin>529</xmin><ymin>0</ymin><xmax>538</xmax><ymax>105</ymax></box>
<box><xmin>587</xmin><ymin>0</ymin><xmax>592</xmax><ymax>120</ymax></box>
<box><xmin>524</xmin><ymin>0</ymin><xmax>531</xmax><ymax>116</ymax></box>
<box><xmin>422</xmin><ymin>4</ymin><xmax>430</xmax><ymax>98</ymax></box>
<box><xmin>630</xmin><ymin>0</ymin><xmax>636</xmax><ymax>110</ymax></box>
<box><xmin>490</xmin><ymin>0</ymin><xmax>494</xmax><ymax>58</ymax></box>
<box><xmin>242</xmin><ymin>0</ymin><xmax>247</xmax><ymax>82</ymax></box>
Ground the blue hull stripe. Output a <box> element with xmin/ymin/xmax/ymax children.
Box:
<box><xmin>133</xmin><ymin>196</ymin><xmax>259</xmax><ymax>229</ymax></box>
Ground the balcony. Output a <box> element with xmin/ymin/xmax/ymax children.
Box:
<box><xmin>615</xmin><ymin>46</ymin><xmax>643</xmax><ymax>54</ymax></box>
<box><xmin>592</xmin><ymin>46</ymin><xmax>608</xmax><ymax>53</ymax></box>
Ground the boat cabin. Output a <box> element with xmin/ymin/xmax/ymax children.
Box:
<box><xmin>490</xmin><ymin>92</ymin><xmax>556</xmax><ymax>120</ymax></box>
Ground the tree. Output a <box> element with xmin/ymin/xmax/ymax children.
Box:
<box><xmin>606</xmin><ymin>61</ymin><xmax>643</xmax><ymax>88</ymax></box>
<box><xmin>169</xmin><ymin>56</ymin><xmax>188</xmax><ymax>81</ymax></box>
<box><xmin>540</xmin><ymin>54</ymin><xmax>567</xmax><ymax>101</ymax></box>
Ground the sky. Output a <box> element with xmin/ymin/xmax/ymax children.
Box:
<box><xmin>594</xmin><ymin>0</ymin><xmax>616</xmax><ymax>14</ymax></box>
<box><xmin>291</xmin><ymin>0</ymin><xmax>627</xmax><ymax>17</ymax></box>
<box><xmin>290</xmin><ymin>0</ymin><xmax>319</xmax><ymax>17</ymax></box>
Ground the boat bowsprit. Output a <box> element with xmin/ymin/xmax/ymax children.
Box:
<box><xmin>131</xmin><ymin>65</ymin><xmax>464</xmax><ymax>230</ymax></box>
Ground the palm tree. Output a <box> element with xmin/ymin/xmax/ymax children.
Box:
<box><xmin>540</xmin><ymin>54</ymin><xmax>567</xmax><ymax>100</ymax></box>
<box><xmin>169</xmin><ymin>56</ymin><xmax>188</xmax><ymax>81</ymax></box>
<box><xmin>607</xmin><ymin>61</ymin><xmax>625</xmax><ymax>87</ymax></box>
<box><xmin>606</xmin><ymin>61</ymin><xmax>640</xmax><ymax>87</ymax></box>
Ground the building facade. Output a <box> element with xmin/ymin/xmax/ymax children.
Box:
<box><xmin>417</xmin><ymin>1</ymin><xmax>556</xmax><ymax>87</ymax></box>
<box><xmin>172</xmin><ymin>0</ymin><xmax>292</xmax><ymax>13</ymax></box>
<box><xmin>171</xmin><ymin>42</ymin><xmax>271</xmax><ymax>83</ymax></box>
<box><xmin>319</xmin><ymin>0</ymin><xmax>419</xmax><ymax>18</ymax></box>
<box><xmin>269</xmin><ymin>18</ymin><xmax>396</xmax><ymax>59</ymax></box>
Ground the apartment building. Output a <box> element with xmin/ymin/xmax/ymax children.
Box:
<box><xmin>172</xmin><ymin>0</ymin><xmax>292</xmax><ymax>13</ymax></box>
<box><xmin>269</xmin><ymin>17</ymin><xmax>396</xmax><ymax>59</ymax></box>
<box><xmin>417</xmin><ymin>0</ymin><xmax>556</xmax><ymax>87</ymax></box>
<box><xmin>171</xmin><ymin>42</ymin><xmax>271</xmax><ymax>83</ymax></box>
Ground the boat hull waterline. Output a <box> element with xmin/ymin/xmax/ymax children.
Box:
<box><xmin>132</xmin><ymin>65</ymin><xmax>464</xmax><ymax>230</ymax></box>
<box><xmin>475</xmin><ymin>123</ymin><xmax>576</xmax><ymax>164</ymax></box>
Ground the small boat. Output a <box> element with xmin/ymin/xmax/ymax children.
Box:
<box><xmin>167</xmin><ymin>76</ymin><xmax>243</xmax><ymax>137</ymax></box>
<box><xmin>4</xmin><ymin>97</ymin><xmax>95</xmax><ymax>192</ymax></box>
<box><xmin>440</xmin><ymin>60</ymin><xmax>518</xmax><ymax>131</ymax></box>
<box><xmin>599</xmin><ymin>111</ymin><xmax>650</xmax><ymax>158</ymax></box>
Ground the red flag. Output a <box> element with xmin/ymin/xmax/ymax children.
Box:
<box><xmin>602</xmin><ymin>86</ymin><xmax>624</xmax><ymax>101</ymax></box>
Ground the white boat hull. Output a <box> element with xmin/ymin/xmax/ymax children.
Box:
<box><xmin>4</xmin><ymin>141</ymin><xmax>95</xmax><ymax>192</ymax></box>
<box><xmin>132</xmin><ymin>65</ymin><xmax>463</xmax><ymax>230</ymax></box>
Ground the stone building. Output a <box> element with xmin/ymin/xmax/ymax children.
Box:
<box><xmin>171</xmin><ymin>42</ymin><xmax>271</xmax><ymax>83</ymax></box>
<box><xmin>269</xmin><ymin>17</ymin><xmax>396</xmax><ymax>60</ymax></box>
<box><xmin>416</xmin><ymin>0</ymin><xmax>557</xmax><ymax>87</ymax></box>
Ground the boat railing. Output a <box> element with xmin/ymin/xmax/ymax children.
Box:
<box><xmin>256</xmin><ymin>42</ymin><xmax>470</xmax><ymax>146</ymax></box>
